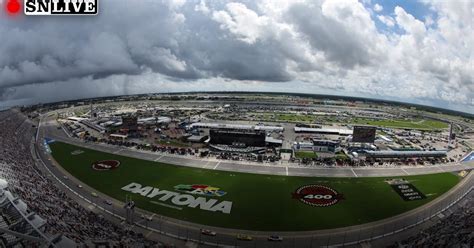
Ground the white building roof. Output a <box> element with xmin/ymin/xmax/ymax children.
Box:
<box><xmin>67</xmin><ymin>116</ymin><xmax>87</xmax><ymax>121</ymax></box>
<box><xmin>294</xmin><ymin>127</ymin><xmax>353</xmax><ymax>135</ymax></box>
<box><xmin>265</xmin><ymin>136</ymin><xmax>283</xmax><ymax>144</ymax></box>
<box><xmin>137</xmin><ymin>116</ymin><xmax>171</xmax><ymax>124</ymax></box>
<box><xmin>378</xmin><ymin>135</ymin><xmax>393</xmax><ymax>142</ymax></box>
<box><xmin>110</xmin><ymin>134</ymin><xmax>128</xmax><ymax>138</ymax></box>
<box><xmin>188</xmin><ymin>122</ymin><xmax>284</xmax><ymax>132</ymax></box>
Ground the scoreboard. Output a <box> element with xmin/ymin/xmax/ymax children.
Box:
<box><xmin>352</xmin><ymin>126</ymin><xmax>376</xmax><ymax>143</ymax></box>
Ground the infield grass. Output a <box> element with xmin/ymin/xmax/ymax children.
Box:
<box><xmin>50</xmin><ymin>142</ymin><xmax>459</xmax><ymax>231</ymax></box>
<box><xmin>350</xmin><ymin>118</ymin><xmax>448</xmax><ymax>130</ymax></box>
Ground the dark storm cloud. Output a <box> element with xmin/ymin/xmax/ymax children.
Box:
<box><xmin>286</xmin><ymin>2</ymin><xmax>373</xmax><ymax>68</ymax></box>
<box><xmin>0</xmin><ymin>0</ymin><xmax>294</xmax><ymax>91</ymax></box>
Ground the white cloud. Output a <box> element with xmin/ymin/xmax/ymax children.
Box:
<box><xmin>377</xmin><ymin>15</ymin><xmax>395</xmax><ymax>27</ymax></box>
<box><xmin>195</xmin><ymin>0</ymin><xmax>210</xmax><ymax>14</ymax></box>
<box><xmin>394</xmin><ymin>6</ymin><xmax>427</xmax><ymax>45</ymax></box>
<box><xmin>374</xmin><ymin>3</ymin><xmax>383</xmax><ymax>12</ymax></box>
<box><xmin>212</xmin><ymin>2</ymin><xmax>270</xmax><ymax>44</ymax></box>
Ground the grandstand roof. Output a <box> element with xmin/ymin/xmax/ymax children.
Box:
<box><xmin>0</xmin><ymin>179</ymin><xmax>7</xmax><ymax>190</ymax></box>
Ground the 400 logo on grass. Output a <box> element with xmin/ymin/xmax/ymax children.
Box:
<box><xmin>174</xmin><ymin>184</ymin><xmax>227</xmax><ymax>197</ymax></box>
<box><xmin>292</xmin><ymin>185</ymin><xmax>344</xmax><ymax>207</ymax></box>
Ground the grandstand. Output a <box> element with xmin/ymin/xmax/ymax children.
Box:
<box><xmin>210</xmin><ymin>129</ymin><xmax>266</xmax><ymax>147</ymax></box>
<box><xmin>390</xmin><ymin>190</ymin><xmax>474</xmax><ymax>248</ymax></box>
<box><xmin>0</xmin><ymin>109</ymin><xmax>160</xmax><ymax>247</ymax></box>
<box><xmin>0</xmin><ymin>187</ymin><xmax>76</xmax><ymax>247</ymax></box>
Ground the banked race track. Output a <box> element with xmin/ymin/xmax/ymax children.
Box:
<box><xmin>37</xmin><ymin>112</ymin><xmax>474</xmax><ymax>247</ymax></box>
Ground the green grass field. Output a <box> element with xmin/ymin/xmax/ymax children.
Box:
<box><xmin>155</xmin><ymin>139</ymin><xmax>190</xmax><ymax>147</ymax></box>
<box><xmin>50</xmin><ymin>142</ymin><xmax>460</xmax><ymax>231</ymax></box>
<box><xmin>251</xmin><ymin>113</ymin><xmax>316</xmax><ymax>123</ymax></box>
<box><xmin>250</xmin><ymin>112</ymin><xmax>448</xmax><ymax>130</ymax></box>
<box><xmin>350</xmin><ymin>118</ymin><xmax>448</xmax><ymax>130</ymax></box>
<box><xmin>295</xmin><ymin>151</ymin><xmax>318</xmax><ymax>159</ymax></box>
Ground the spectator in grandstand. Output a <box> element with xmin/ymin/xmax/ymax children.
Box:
<box><xmin>0</xmin><ymin>110</ymin><xmax>160</xmax><ymax>246</ymax></box>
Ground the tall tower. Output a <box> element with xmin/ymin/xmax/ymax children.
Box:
<box><xmin>90</xmin><ymin>102</ymin><xmax>93</xmax><ymax>119</ymax></box>
<box><xmin>448</xmin><ymin>123</ymin><xmax>453</xmax><ymax>144</ymax></box>
<box><xmin>124</xmin><ymin>195</ymin><xmax>135</xmax><ymax>224</ymax></box>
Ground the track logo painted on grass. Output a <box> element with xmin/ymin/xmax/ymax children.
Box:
<box><xmin>92</xmin><ymin>160</ymin><xmax>120</xmax><ymax>171</ymax></box>
<box><xmin>174</xmin><ymin>184</ymin><xmax>227</xmax><ymax>197</ymax></box>
<box><xmin>122</xmin><ymin>182</ymin><xmax>233</xmax><ymax>214</ymax></box>
<box><xmin>292</xmin><ymin>185</ymin><xmax>343</xmax><ymax>207</ymax></box>
<box><xmin>71</xmin><ymin>150</ymin><xmax>84</xmax><ymax>155</ymax></box>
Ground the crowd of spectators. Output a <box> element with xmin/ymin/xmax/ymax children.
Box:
<box><xmin>0</xmin><ymin>110</ymin><xmax>163</xmax><ymax>247</ymax></box>
<box><xmin>389</xmin><ymin>191</ymin><xmax>473</xmax><ymax>248</ymax></box>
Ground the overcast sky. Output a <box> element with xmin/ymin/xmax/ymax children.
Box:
<box><xmin>0</xmin><ymin>0</ymin><xmax>472</xmax><ymax>113</ymax></box>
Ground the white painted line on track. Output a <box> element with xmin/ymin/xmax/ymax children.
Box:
<box><xmin>401</xmin><ymin>167</ymin><xmax>410</xmax><ymax>175</ymax></box>
<box><xmin>113</xmin><ymin>148</ymin><xmax>124</xmax><ymax>154</ymax></box>
<box><xmin>60</xmin><ymin>123</ymin><xmax>72</xmax><ymax>138</ymax></box>
<box><xmin>436</xmin><ymin>165</ymin><xmax>446</xmax><ymax>172</ymax></box>
<box><xmin>154</xmin><ymin>154</ymin><xmax>164</xmax><ymax>162</ymax></box>
<box><xmin>286</xmin><ymin>166</ymin><xmax>289</xmax><ymax>176</ymax></box>
<box><xmin>213</xmin><ymin>161</ymin><xmax>221</xmax><ymax>170</ymax></box>
<box><xmin>202</xmin><ymin>160</ymin><xmax>210</xmax><ymax>168</ymax></box>
<box><xmin>36</xmin><ymin>115</ymin><xmax>42</xmax><ymax>141</ymax></box>
<box><xmin>351</xmin><ymin>168</ymin><xmax>358</xmax><ymax>177</ymax></box>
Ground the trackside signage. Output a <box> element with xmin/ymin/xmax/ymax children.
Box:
<box><xmin>385</xmin><ymin>178</ymin><xmax>426</xmax><ymax>201</ymax></box>
<box><xmin>390</xmin><ymin>183</ymin><xmax>425</xmax><ymax>201</ymax></box>
<box><xmin>121</xmin><ymin>182</ymin><xmax>233</xmax><ymax>214</ymax></box>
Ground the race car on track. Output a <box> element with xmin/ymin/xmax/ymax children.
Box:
<box><xmin>268</xmin><ymin>235</ymin><xmax>283</xmax><ymax>241</ymax></box>
<box><xmin>237</xmin><ymin>234</ymin><xmax>253</xmax><ymax>241</ymax></box>
<box><xmin>201</xmin><ymin>229</ymin><xmax>216</xmax><ymax>236</ymax></box>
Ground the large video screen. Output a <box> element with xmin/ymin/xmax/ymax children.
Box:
<box><xmin>352</xmin><ymin>126</ymin><xmax>376</xmax><ymax>143</ymax></box>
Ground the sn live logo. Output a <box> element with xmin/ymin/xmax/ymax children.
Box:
<box><xmin>5</xmin><ymin>0</ymin><xmax>98</xmax><ymax>15</ymax></box>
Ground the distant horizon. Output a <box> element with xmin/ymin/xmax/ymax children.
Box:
<box><xmin>8</xmin><ymin>90</ymin><xmax>473</xmax><ymax>118</ymax></box>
